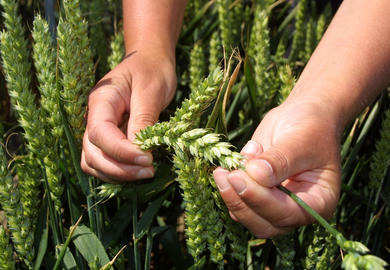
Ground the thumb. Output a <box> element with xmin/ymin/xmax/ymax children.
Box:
<box><xmin>244</xmin><ymin>139</ymin><xmax>317</xmax><ymax>188</ymax></box>
<box><xmin>127</xmin><ymin>90</ymin><xmax>162</xmax><ymax>141</ymax></box>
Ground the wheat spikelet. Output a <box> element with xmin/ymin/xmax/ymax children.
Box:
<box><xmin>290</xmin><ymin>0</ymin><xmax>308</xmax><ymax>61</ymax></box>
<box><xmin>0</xmin><ymin>224</ymin><xmax>15</xmax><ymax>270</ymax></box>
<box><xmin>189</xmin><ymin>42</ymin><xmax>206</xmax><ymax>92</ymax></box>
<box><xmin>0</xmin><ymin>142</ymin><xmax>34</xmax><ymax>268</ymax></box>
<box><xmin>209</xmin><ymin>31</ymin><xmax>222</xmax><ymax>73</ymax></box>
<box><xmin>248</xmin><ymin>4</ymin><xmax>274</xmax><ymax>107</ymax></box>
<box><xmin>368</xmin><ymin>110</ymin><xmax>390</xmax><ymax>189</ymax></box>
<box><xmin>32</xmin><ymin>15</ymin><xmax>64</xmax><ymax>211</ymax></box>
<box><xmin>216</xmin><ymin>0</ymin><xmax>233</xmax><ymax>51</ymax></box>
<box><xmin>88</xmin><ymin>0</ymin><xmax>109</xmax><ymax>76</ymax></box>
<box><xmin>108</xmin><ymin>29</ymin><xmax>125</xmax><ymax>70</ymax></box>
<box><xmin>58</xmin><ymin>0</ymin><xmax>94</xmax><ymax>144</ymax></box>
<box><xmin>0</xmin><ymin>0</ymin><xmax>42</xmax><ymax>233</ymax></box>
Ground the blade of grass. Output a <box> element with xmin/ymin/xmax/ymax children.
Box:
<box><xmin>131</xmin><ymin>185</ymin><xmax>141</xmax><ymax>270</ymax></box>
<box><xmin>41</xmin><ymin>160</ymin><xmax>62</xmax><ymax>245</ymax></box>
<box><xmin>119</xmin><ymin>175</ymin><xmax>174</xmax><ymax>203</ymax></box>
<box><xmin>72</xmin><ymin>224</ymin><xmax>111</xmax><ymax>268</ymax></box>
<box><xmin>228</xmin><ymin>120</ymin><xmax>253</xmax><ymax>141</ymax></box>
<box><xmin>156</xmin><ymin>216</ymin><xmax>187</xmax><ymax>269</ymax></box>
<box><xmin>342</xmin><ymin>102</ymin><xmax>380</xmax><ymax>182</ymax></box>
<box><xmin>243</xmin><ymin>57</ymin><xmax>260</xmax><ymax>126</ymax></box>
<box><xmin>59</xmin><ymin>100</ymin><xmax>96</xmax><ymax>232</ymax></box>
<box><xmin>136</xmin><ymin>187</ymin><xmax>172</xmax><ymax>240</ymax></box>
<box><xmin>206</xmin><ymin>51</ymin><xmax>235</xmax><ymax>130</ymax></box>
<box><xmin>33</xmin><ymin>212</ymin><xmax>49</xmax><ymax>270</ymax></box>
<box><xmin>220</xmin><ymin>52</ymin><xmax>242</xmax><ymax>134</ymax></box>
<box><xmin>226</xmin><ymin>85</ymin><xmax>243</xmax><ymax>125</ymax></box>
<box><xmin>100</xmin><ymin>245</ymin><xmax>127</xmax><ymax>270</ymax></box>
<box><xmin>101</xmin><ymin>200</ymin><xmax>133</xmax><ymax>248</ymax></box>
<box><xmin>54</xmin><ymin>215</ymin><xmax>83</xmax><ymax>270</ymax></box>
<box><xmin>144</xmin><ymin>227</ymin><xmax>169</xmax><ymax>270</ymax></box>
<box><xmin>180</xmin><ymin>0</ymin><xmax>215</xmax><ymax>42</ymax></box>
<box><xmin>60</xmin><ymin>141</ymin><xmax>78</xmax><ymax>224</ymax></box>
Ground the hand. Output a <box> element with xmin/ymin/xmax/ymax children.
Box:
<box><xmin>81</xmin><ymin>45</ymin><xmax>177</xmax><ymax>183</ymax></box>
<box><xmin>213</xmin><ymin>101</ymin><xmax>341</xmax><ymax>238</ymax></box>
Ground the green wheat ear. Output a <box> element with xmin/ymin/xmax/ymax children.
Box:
<box><xmin>136</xmin><ymin>67</ymin><xmax>248</xmax><ymax>267</ymax></box>
<box><xmin>0</xmin><ymin>224</ymin><xmax>15</xmax><ymax>270</ymax></box>
<box><xmin>108</xmin><ymin>28</ymin><xmax>125</xmax><ymax>70</ymax></box>
<box><xmin>209</xmin><ymin>32</ymin><xmax>222</xmax><ymax>73</ymax></box>
<box><xmin>0</xmin><ymin>140</ymin><xmax>35</xmax><ymax>268</ymax></box>
<box><xmin>368</xmin><ymin>109</ymin><xmax>390</xmax><ymax>190</ymax></box>
<box><xmin>216</xmin><ymin>0</ymin><xmax>233</xmax><ymax>52</ymax></box>
<box><xmin>32</xmin><ymin>14</ymin><xmax>64</xmax><ymax>212</ymax></box>
<box><xmin>58</xmin><ymin>0</ymin><xmax>94</xmax><ymax>144</ymax></box>
<box><xmin>248</xmin><ymin>3</ymin><xmax>274</xmax><ymax>110</ymax></box>
<box><xmin>0</xmin><ymin>2</ymin><xmax>42</xmax><ymax>259</ymax></box>
<box><xmin>189</xmin><ymin>42</ymin><xmax>206</xmax><ymax>92</ymax></box>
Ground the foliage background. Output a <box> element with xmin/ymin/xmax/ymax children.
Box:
<box><xmin>0</xmin><ymin>0</ymin><xmax>389</xmax><ymax>269</ymax></box>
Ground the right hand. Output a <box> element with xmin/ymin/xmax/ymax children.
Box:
<box><xmin>81</xmin><ymin>44</ymin><xmax>177</xmax><ymax>183</ymax></box>
<box><xmin>213</xmin><ymin>100</ymin><xmax>342</xmax><ymax>237</ymax></box>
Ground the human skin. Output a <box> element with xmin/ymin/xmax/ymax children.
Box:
<box><xmin>213</xmin><ymin>0</ymin><xmax>390</xmax><ymax>237</ymax></box>
<box><xmin>81</xmin><ymin>0</ymin><xmax>187</xmax><ymax>182</ymax></box>
<box><xmin>82</xmin><ymin>0</ymin><xmax>390</xmax><ymax>237</ymax></box>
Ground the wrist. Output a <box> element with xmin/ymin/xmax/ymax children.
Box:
<box><xmin>125</xmin><ymin>39</ymin><xmax>176</xmax><ymax>63</ymax></box>
<box><xmin>125</xmin><ymin>40</ymin><xmax>176</xmax><ymax>66</ymax></box>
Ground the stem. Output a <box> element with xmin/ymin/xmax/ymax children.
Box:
<box><xmin>277</xmin><ymin>185</ymin><xmax>346</xmax><ymax>243</ymax></box>
<box><xmin>53</xmin><ymin>215</ymin><xmax>83</xmax><ymax>270</ymax></box>
<box><xmin>41</xmin><ymin>161</ymin><xmax>62</xmax><ymax>245</ymax></box>
<box><xmin>59</xmin><ymin>100</ymin><xmax>90</xmax><ymax>196</ymax></box>
<box><xmin>131</xmin><ymin>186</ymin><xmax>141</xmax><ymax>270</ymax></box>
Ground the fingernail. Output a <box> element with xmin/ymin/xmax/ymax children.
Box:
<box><xmin>228</xmin><ymin>175</ymin><xmax>247</xmax><ymax>195</ymax></box>
<box><xmin>241</xmin><ymin>140</ymin><xmax>261</xmax><ymax>156</ymax></box>
<box><xmin>134</xmin><ymin>155</ymin><xmax>153</xmax><ymax>166</ymax></box>
<box><xmin>247</xmin><ymin>159</ymin><xmax>275</xmax><ymax>185</ymax></box>
<box><xmin>213</xmin><ymin>169</ymin><xmax>230</xmax><ymax>191</ymax></box>
<box><xmin>136</xmin><ymin>168</ymin><xmax>154</xmax><ymax>179</ymax></box>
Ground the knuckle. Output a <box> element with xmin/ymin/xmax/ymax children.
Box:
<box><xmin>84</xmin><ymin>152</ymin><xmax>95</xmax><ymax>168</ymax></box>
<box><xmin>273</xmin><ymin>215</ymin><xmax>295</xmax><ymax>228</ymax></box>
<box><xmin>132</xmin><ymin>112</ymin><xmax>157</xmax><ymax>128</ymax></box>
<box><xmin>87</xmin><ymin>124</ymin><xmax>99</xmax><ymax>144</ymax></box>
<box><xmin>268</xmin><ymin>147</ymin><xmax>289</xmax><ymax>177</ymax></box>
<box><xmin>225</xmin><ymin>199</ymin><xmax>247</xmax><ymax>213</ymax></box>
<box><xmin>80</xmin><ymin>159</ymin><xmax>88</xmax><ymax>173</ymax></box>
<box><xmin>252</xmin><ymin>227</ymin><xmax>279</xmax><ymax>239</ymax></box>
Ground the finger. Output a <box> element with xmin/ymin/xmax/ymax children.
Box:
<box><xmin>81</xmin><ymin>151</ymin><xmax>118</xmax><ymax>184</ymax></box>
<box><xmin>227</xmin><ymin>170</ymin><xmax>313</xmax><ymax>227</ymax></box>
<box><xmin>127</xmin><ymin>83</ymin><xmax>168</xmax><ymax>141</ymax></box>
<box><xmin>87</xmin><ymin>94</ymin><xmax>153</xmax><ymax>165</ymax></box>
<box><xmin>240</xmin><ymin>140</ymin><xmax>263</xmax><ymax>160</ymax></box>
<box><xmin>83</xmin><ymin>132</ymin><xmax>154</xmax><ymax>181</ymax></box>
<box><xmin>245</xmin><ymin>139</ymin><xmax>318</xmax><ymax>187</ymax></box>
<box><xmin>213</xmin><ymin>168</ymin><xmax>285</xmax><ymax>238</ymax></box>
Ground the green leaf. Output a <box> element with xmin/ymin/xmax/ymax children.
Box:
<box><xmin>33</xmin><ymin>219</ymin><xmax>49</xmax><ymax>270</ymax></box>
<box><xmin>63</xmin><ymin>247</ymin><xmax>77</xmax><ymax>270</ymax></box>
<box><xmin>180</xmin><ymin>0</ymin><xmax>215</xmax><ymax>42</ymax></box>
<box><xmin>72</xmin><ymin>225</ymin><xmax>110</xmax><ymax>268</ymax></box>
<box><xmin>136</xmin><ymin>188</ymin><xmax>172</xmax><ymax>240</ymax></box>
<box><xmin>101</xmin><ymin>200</ymin><xmax>133</xmax><ymax>248</ymax></box>
<box><xmin>120</xmin><ymin>173</ymin><xmax>174</xmax><ymax>203</ymax></box>
<box><xmin>144</xmin><ymin>227</ymin><xmax>168</xmax><ymax>270</ymax></box>
<box><xmin>159</xmin><ymin>226</ymin><xmax>187</xmax><ymax>269</ymax></box>
<box><xmin>244</xmin><ymin>57</ymin><xmax>260</xmax><ymax>126</ymax></box>
<box><xmin>220</xmin><ymin>55</ymin><xmax>242</xmax><ymax>135</ymax></box>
